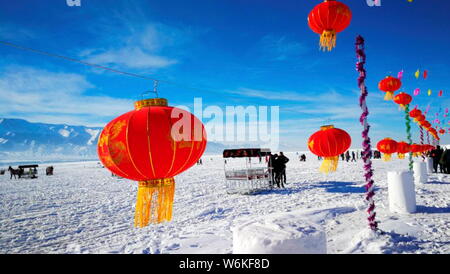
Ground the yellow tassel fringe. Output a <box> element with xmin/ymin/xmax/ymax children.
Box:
<box><xmin>319</xmin><ymin>156</ymin><xmax>339</xmax><ymax>174</ymax></box>
<box><xmin>382</xmin><ymin>154</ymin><xmax>392</xmax><ymax>162</ymax></box>
<box><xmin>384</xmin><ymin>91</ymin><xmax>394</xmax><ymax>101</ymax></box>
<box><xmin>134</xmin><ymin>178</ymin><xmax>175</xmax><ymax>228</ymax></box>
<box><xmin>320</xmin><ymin>30</ymin><xmax>336</xmax><ymax>52</ymax></box>
<box><xmin>398</xmin><ymin>153</ymin><xmax>405</xmax><ymax>159</ymax></box>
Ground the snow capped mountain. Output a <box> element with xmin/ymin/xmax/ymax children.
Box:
<box><xmin>0</xmin><ymin>118</ymin><xmax>103</xmax><ymax>160</ymax></box>
<box><xmin>0</xmin><ymin>118</ymin><xmax>229</xmax><ymax>161</ymax></box>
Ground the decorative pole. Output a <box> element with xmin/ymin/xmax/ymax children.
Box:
<box><xmin>420</xmin><ymin>126</ymin><xmax>425</xmax><ymax>161</ymax></box>
<box><xmin>356</xmin><ymin>35</ymin><xmax>377</xmax><ymax>231</ymax></box>
<box><xmin>427</xmin><ymin>131</ymin><xmax>430</xmax><ymax>144</ymax></box>
<box><xmin>405</xmin><ymin>104</ymin><xmax>414</xmax><ymax>171</ymax></box>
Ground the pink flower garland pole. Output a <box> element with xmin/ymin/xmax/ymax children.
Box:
<box><xmin>420</xmin><ymin>126</ymin><xmax>425</xmax><ymax>161</ymax></box>
<box><xmin>356</xmin><ymin>36</ymin><xmax>377</xmax><ymax>231</ymax></box>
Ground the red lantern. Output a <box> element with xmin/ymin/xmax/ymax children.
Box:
<box><xmin>415</xmin><ymin>114</ymin><xmax>425</xmax><ymax>123</ymax></box>
<box><xmin>410</xmin><ymin>144</ymin><xmax>423</xmax><ymax>157</ymax></box>
<box><xmin>396</xmin><ymin>141</ymin><xmax>411</xmax><ymax>159</ymax></box>
<box><xmin>393</xmin><ymin>92</ymin><xmax>412</xmax><ymax>110</ymax></box>
<box><xmin>378</xmin><ymin>76</ymin><xmax>402</xmax><ymax>101</ymax></box>
<box><xmin>439</xmin><ymin>129</ymin><xmax>446</xmax><ymax>135</ymax></box>
<box><xmin>308</xmin><ymin>125</ymin><xmax>351</xmax><ymax>173</ymax></box>
<box><xmin>376</xmin><ymin>138</ymin><xmax>398</xmax><ymax>161</ymax></box>
<box><xmin>307</xmin><ymin>0</ymin><xmax>352</xmax><ymax>51</ymax></box>
<box><xmin>409</xmin><ymin>108</ymin><xmax>422</xmax><ymax>119</ymax></box>
<box><xmin>98</xmin><ymin>98</ymin><xmax>207</xmax><ymax>227</ymax></box>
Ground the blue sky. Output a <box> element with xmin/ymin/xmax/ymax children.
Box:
<box><xmin>0</xmin><ymin>0</ymin><xmax>449</xmax><ymax>150</ymax></box>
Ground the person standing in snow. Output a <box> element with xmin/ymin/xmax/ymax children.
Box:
<box><xmin>268</xmin><ymin>153</ymin><xmax>278</xmax><ymax>187</ymax></box>
<box><xmin>351</xmin><ymin>151</ymin><xmax>356</xmax><ymax>162</ymax></box>
<box><xmin>431</xmin><ymin>146</ymin><xmax>443</xmax><ymax>173</ymax></box>
<box><xmin>345</xmin><ymin>151</ymin><xmax>350</xmax><ymax>162</ymax></box>
<box><xmin>275</xmin><ymin>152</ymin><xmax>289</xmax><ymax>188</ymax></box>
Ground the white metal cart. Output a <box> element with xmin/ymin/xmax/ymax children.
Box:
<box><xmin>223</xmin><ymin>148</ymin><xmax>273</xmax><ymax>194</ymax></box>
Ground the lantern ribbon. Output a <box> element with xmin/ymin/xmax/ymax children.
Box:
<box><xmin>405</xmin><ymin>104</ymin><xmax>413</xmax><ymax>171</ymax></box>
<box><xmin>134</xmin><ymin>178</ymin><xmax>175</xmax><ymax>227</ymax></box>
<box><xmin>356</xmin><ymin>36</ymin><xmax>377</xmax><ymax>231</ymax></box>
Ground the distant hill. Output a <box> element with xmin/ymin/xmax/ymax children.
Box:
<box><xmin>0</xmin><ymin>118</ymin><xmax>230</xmax><ymax>161</ymax></box>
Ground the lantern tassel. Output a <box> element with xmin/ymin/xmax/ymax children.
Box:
<box><xmin>384</xmin><ymin>91</ymin><xmax>394</xmax><ymax>101</ymax></box>
<box><xmin>382</xmin><ymin>153</ymin><xmax>392</xmax><ymax>162</ymax></box>
<box><xmin>398</xmin><ymin>153</ymin><xmax>405</xmax><ymax>159</ymax></box>
<box><xmin>320</xmin><ymin>30</ymin><xmax>336</xmax><ymax>51</ymax></box>
<box><xmin>319</xmin><ymin>156</ymin><xmax>339</xmax><ymax>174</ymax></box>
<box><xmin>134</xmin><ymin>178</ymin><xmax>175</xmax><ymax>228</ymax></box>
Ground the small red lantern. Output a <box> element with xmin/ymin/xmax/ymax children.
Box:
<box><xmin>409</xmin><ymin>108</ymin><xmax>422</xmax><ymax>119</ymax></box>
<box><xmin>415</xmin><ymin>114</ymin><xmax>425</xmax><ymax>123</ymax></box>
<box><xmin>307</xmin><ymin>0</ymin><xmax>352</xmax><ymax>51</ymax></box>
<box><xmin>376</xmin><ymin>138</ymin><xmax>398</xmax><ymax>161</ymax></box>
<box><xmin>393</xmin><ymin>92</ymin><xmax>412</xmax><ymax>110</ymax></box>
<box><xmin>439</xmin><ymin>129</ymin><xmax>446</xmax><ymax>135</ymax></box>
<box><xmin>378</xmin><ymin>76</ymin><xmax>402</xmax><ymax>101</ymax></box>
<box><xmin>308</xmin><ymin>125</ymin><xmax>351</xmax><ymax>173</ymax></box>
<box><xmin>396</xmin><ymin>141</ymin><xmax>411</xmax><ymax>159</ymax></box>
<box><xmin>98</xmin><ymin>98</ymin><xmax>207</xmax><ymax>227</ymax></box>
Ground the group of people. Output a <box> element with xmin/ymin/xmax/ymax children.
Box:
<box><xmin>430</xmin><ymin>146</ymin><xmax>450</xmax><ymax>174</ymax></box>
<box><xmin>268</xmin><ymin>152</ymin><xmax>290</xmax><ymax>188</ymax></box>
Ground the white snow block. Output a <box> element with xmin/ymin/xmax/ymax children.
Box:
<box><xmin>387</xmin><ymin>171</ymin><xmax>416</xmax><ymax>214</ymax></box>
<box><xmin>413</xmin><ymin>162</ymin><xmax>428</xmax><ymax>184</ymax></box>
<box><xmin>232</xmin><ymin>213</ymin><xmax>327</xmax><ymax>254</ymax></box>
<box><xmin>426</xmin><ymin>157</ymin><xmax>433</xmax><ymax>173</ymax></box>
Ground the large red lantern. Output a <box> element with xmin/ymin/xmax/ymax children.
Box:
<box><xmin>378</xmin><ymin>76</ymin><xmax>402</xmax><ymax>101</ymax></box>
<box><xmin>307</xmin><ymin>0</ymin><xmax>352</xmax><ymax>51</ymax></box>
<box><xmin>98</xmin><ymin>98</ymin><xmax>207</xmax><ymax>227</ymax></box>
<box><xmin>393</xmin><ymin>92</ymin><xmax>412</xmax><ymax>110</ymax></box>
<box><xmin>376</xmin><ymin>138</ymin><xmax>398</xmax><ymax>161</ymax></box>
<box><xmin>308</xmin><ymin>125</ymin><xmax>351</xmax><ymax>173</ymax></box>
<box><xmin>396</xmin><ymin>141</ymin><xmax>411</xmax><ymax>159</ymax></box>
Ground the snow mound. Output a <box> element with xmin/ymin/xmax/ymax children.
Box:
<box><xmin>232</xmin><ymin>210</ymin><xmax>328</xmax><ymax>254</ymax></box>
<box><xmin>343</xmin><ymin>229</ymin><xmax>423</xmax><ymax>254</ymax></box>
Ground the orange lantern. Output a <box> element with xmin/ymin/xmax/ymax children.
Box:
<box><xmin>378</xmin><ymin>76</ymin><xmax>402</xmax><ymax>101</ymax></box>
<box><xmin>396</xmin><ymin>141</ymin><xmax>411</xmax><ymax>159</ymax></box>
<box><xmin>307</xmin><ymin>125</ymin><xmax>351</xmax><ymax>173</ymax></box>
<box><xmin>98</xmin><ymin>98</ymin><xmax>207</xmax><ymax>227</ymax></box>
<box><xmin>393</xmin><ymin>92</ymin><xmax>412</xmax><ymax>110</ymax></box>
<box><xmin>376</xmin><ymin>138</ymin><xmax>398</xmax><ymax>161</ymax></box>
<box><xmin>307</xmin><ymin>0</ymin><xmax>352</xmax><ymax>51</ymax></box>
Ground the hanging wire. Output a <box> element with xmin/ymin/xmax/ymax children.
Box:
<box><xmin>0</xmin><ymin>40</ymin><xmax>227</xmax><ymax>97</ymax></box>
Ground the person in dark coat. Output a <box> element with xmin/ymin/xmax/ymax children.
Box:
<box><xmin>274</xmin><ymin>152</ymin><xmax>289</xmax><ymax>188</ymax></box>
<box><xmin>445</xmin><ymin>148</ymin><xmax>450</xmax><ymax>174</ymax></box>
<box><xmin>351</xmin><ymin>151</ymin><xmax>356</xmax><ymax>162</ymax></box>
<box><xmin>439</xmin><ymin>149</ymin><xmax>448</xmax><ymax>173</ymax></box>
<box><xmin>340</xmin><ymin>153</ymin><xmax>345</xmax><ymax>161</ymax></box>
<box><xmin>345</xmin><ymin>151</ymin><xmax>350</xmax><ymax>162</ymax></box>
<box><xmin>431</xmin><ymin>146</ymin><xmax>443</xmax><ymax>173</ymax></box>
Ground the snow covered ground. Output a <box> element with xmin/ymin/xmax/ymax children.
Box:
<box><xmin>0</xmin><ymin>152</ymin><xmax>449</xmax><ymax>254</ymax></box>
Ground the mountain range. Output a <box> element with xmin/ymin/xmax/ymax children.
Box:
<box><xmin>0</xmin><ymin>118</ymin><xmax>229</xmax><ymax>161</ymax></box>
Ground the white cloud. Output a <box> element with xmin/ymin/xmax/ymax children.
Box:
<box><xmin>0</xmin><ymin>66</ymin><xmax>133</xmax><ymax>126</ymax></box>
<box><xmin>80</xmin><ymin>23</ymin><xmax>191</xmax><ymax>70</ymax></box>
